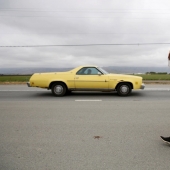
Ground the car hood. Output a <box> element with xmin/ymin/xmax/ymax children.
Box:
<box><xmin>108</xmin><ymin>73</ymin><xmax>142</xmax><ymax>80</ymax></box>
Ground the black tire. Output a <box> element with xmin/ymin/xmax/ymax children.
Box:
<box><xmin>66</xmin><ymin>90</ymin><xmax>72</xmax><ymax>95</ymax></box>
<box><xmin>51</xmin><ymin>83</ymin><xmax>66</xmax><ymax>97</ymax></box>
<box><xmin>116</xmin><ymin>83</ymin><xmax>132</xmax><ymax>96</ymax></box>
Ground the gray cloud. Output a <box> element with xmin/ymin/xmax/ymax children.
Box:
<box><xmin>0</xmin><ymin>0</ymin><xmax>170</xmax><ymax>68</ymax></box>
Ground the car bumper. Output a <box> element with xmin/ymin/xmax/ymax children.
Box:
<box><xmin>27</xmin><ymin>82</ymin><xmax>31</xmax><ymax>87</ymax></box>
<box><xmin>140</xmin><ymin>83</ymin><xmax>145</xmax><ymax>89</ymax></box>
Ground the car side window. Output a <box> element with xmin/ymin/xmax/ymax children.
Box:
<box><xmin>76</xmin><ymin>68</ymin><xmax>86</xmax><ymax>75</ymax></box>
<box><xmin>76</xmin><ymin>67</ymin><xmax>102</xmax><ymax>75</ymax></box>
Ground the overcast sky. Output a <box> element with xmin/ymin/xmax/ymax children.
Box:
<box><xmin>0</xmin><ymin>0</ymin><xmax>170</xmax><ymax>68</ymax></box>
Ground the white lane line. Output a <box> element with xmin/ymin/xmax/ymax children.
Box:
<box><xmin>75</xmin><ymin>100</ymin><xmax>102</xmax><ymax>102</ymax></box>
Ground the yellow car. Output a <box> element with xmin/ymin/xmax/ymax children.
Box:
<box><xmin>27</xmin><ymin>65</ymin><xmax>145</xmax><ymax>96</ymax></box>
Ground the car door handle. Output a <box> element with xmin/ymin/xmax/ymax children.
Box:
<box><xmin>75</xmin><ymin>77</ymin><xmax>79</xmax><ymax>79</ymax></box>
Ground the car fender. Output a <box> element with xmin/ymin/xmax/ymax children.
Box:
<box><xmin>48</xmin><ymin>80</ymin><xmax>68</xmax><ymax>89</ymax></box>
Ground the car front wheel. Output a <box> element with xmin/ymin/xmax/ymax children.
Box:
<box><xmin>117</xmin><ymin>83</ymin><xmax>132</xmax><ymax>96</ymax></box>
<box><xmin>51</xmin><ymin>83</ymin><xmax>66</xmax><ymax>97</ymax></box>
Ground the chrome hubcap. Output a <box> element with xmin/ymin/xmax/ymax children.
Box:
<box><xmin>121</xmin><ymin>85</ymin><xmax>129</xmax><ymax>93</ymax></box>
<box><xmin>54</xmin><ymin>85</ymin><xmax>63</xmax><ymax>94</ymax></box>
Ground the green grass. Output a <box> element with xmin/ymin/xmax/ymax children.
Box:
<box><xmin>0</xmin><ymin>75</ymin><xmax>31</xmax><ymax>82</ymax></box>
<box><xmin>0</xmin><ymin>74</ymin><xmax>170</xmax><ymax>82</ymax></box>
<box><xmin>134</xmin><ymin>74</ymin><xmax>170</xmax><ymax>80</ymax></box>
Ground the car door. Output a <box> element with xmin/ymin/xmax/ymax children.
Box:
<box><xmin>74</xmin><ymin>67</ymin><xmax>109</xmax><ymax>89</ymax></box>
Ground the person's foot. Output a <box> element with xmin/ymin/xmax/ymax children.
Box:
<box><xmin>160</xmin><ymin>136</ymin><xmax>170</xmax><ymax>144</ymax></box>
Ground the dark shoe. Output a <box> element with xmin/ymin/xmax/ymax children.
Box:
<box><xmin>160</xmin><ymin>136</ymin><xmax>170</xmax><ymax>144</ymax></box>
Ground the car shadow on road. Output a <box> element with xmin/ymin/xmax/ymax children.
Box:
<box><xmin>32</xmin><ymin>91</ymin><xmax>144</xmax><ymax>98</ymax></box>
<box><xmin>70</xmin><ymin>91</ymin><xmax>144</xmax><ymax>97</ymax></box>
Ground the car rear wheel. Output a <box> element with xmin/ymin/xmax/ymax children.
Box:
<box><xmin>117</xmin><ymin>83</ymin><xmax>132</xmax><ymax>96</ymax></box>
<box><xmin>51</xmin><ymin>83</ymin><xmax>66</xmax><ymax>97</ymax></box>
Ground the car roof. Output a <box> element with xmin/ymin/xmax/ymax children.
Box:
<box><xmin>70</xmin><ymin>65</ymin><xmax>99</xmax><ymax>72</ymax></box>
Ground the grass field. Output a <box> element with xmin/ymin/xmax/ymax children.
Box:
<box><xmin>134</xmin><ymin>74</ymin><xmax>170</xmax><ymax>80</ymax></box>
<box><xmin>0</xmin><ymin>75</ymin><xmax>31</xmax><ymax>82</ymax></box>
<box><xmin>0</xmin><ymin>74</ymin><xmax>170</xmax><ymax>82</ymax></box>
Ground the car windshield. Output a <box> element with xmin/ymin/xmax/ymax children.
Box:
<box><xmin>98</xmin><ymin>67</ymin><xmax>109</xmax><ymax>74</ymax></box>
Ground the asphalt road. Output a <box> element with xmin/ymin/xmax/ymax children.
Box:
<box><xmin>0</xmin><ymin>85</ymin><xmax>170</xmax><ymax>170</ymax></box>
